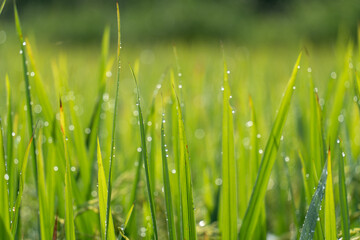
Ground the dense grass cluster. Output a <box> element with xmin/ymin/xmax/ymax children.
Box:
<box><xmin>1</xmin><ymin>2</ymin><xmax>360</xmax><ymax>240</ymax></box>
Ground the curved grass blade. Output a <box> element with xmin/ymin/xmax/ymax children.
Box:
<box><xmin>239</xmin><ymin>52</ymin><xmax>302</xmax><ymax>239</ymax></box>
<box><xmin>97</xmin><ymin>139</ymin><xmax>116</xmax><ymax>240</ymax></box>
<box><xmin>338</xmin><ymin>143</ymin><xmax>350</xmax><ymax>240</ymax></box>
<box><xmin>299</xmin><ymin>159</ymin><xmax>328</xmax><ymax>240</ymax></box>
<box><xmin>325</xmin><ymin>149</ymin><xmax>336</xmax><ymax>240</ymax></box>
<box><xmin>170</xmin><ymin>72</ymin><xmax>197</xmax><ymax>240</ymax></box>
<box><xmin>60</xmin><ymin>99</ymin><xmax>76</xmax><ymax>240</ymax></box>
<box><xmin>118</xmin><ymin>204</ymin><xmax>134</xmax><ymax>240</ymax></box>
<box><xmin>220</xmin><ymin>57</ymin><xmax>237</xmax><ymax>240</ymax></box>
<box><xmin>0</xmin><ymin>0</ymin><xmax>5</xmax><ymax>15</ymax></box>
<box><xmin>0</xmin><ymin>119</ymin><xmax>11</xmax><ymax>239</ymax></box>
<box><xmin>161</xmin><ymin>112</ymin><xmax>176</xmax><ymax>240</ymax></box>
<box><xmin>130</xmin><ymin>66</ymin><xmax>158</xmax><ymax>240</ymax></box>
<box><xmin>105</xmin><ymin>4</ymin><xmax>121</xmax><ymax>240</ymax></box>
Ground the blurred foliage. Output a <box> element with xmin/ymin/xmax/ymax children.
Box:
<box><xmin>0</xmin><ymin>0</ymin><xmax>359</xmax><ymax>46</ymax></box>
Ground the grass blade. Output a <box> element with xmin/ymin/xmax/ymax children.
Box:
<box><xmin>97</xmin><ymin>139</ymin><xmax>116</xmax><ymax>240</ymax></box>
<box><xmin>170</xmin><ymin>72</ymin><xmax>197</xmax><ymax>240</ymax></box>
<box><xmin>60</xmin><ymin>99</ymin><xmax>76</xmax><ymax>240</ymax></box>
<box><xmin>0</xmin><ymin>119</ymin><xmax>11</xmax><ymax>238</ymax></box>
<box><xmin>105</xmin><ymin>4</ymin><xmax>121</xmax><ymax>240</ymax></box>
<box><xmin>220</xmin><ymin>57</ymin><xmax>237</xmax><ymax>240</ymax></box>
<box><xmin>130</xmin><ymin>66</ymin><xmax>158</xmax><ymax>239</ymax></box>
<box><xmin>37</xmin><ymin>130</ymin><xmax>52</xmax><ymax>240</ymax></box>
<box><xmin>118</xmin><ymin>204</ymin><xmax>134</xmax><ymax>240</ymax></box>
<box><xmin>0</xmin><ymin>0</ymin><xmax>5</xmax><ymax>15</ymax></box>
<box><xmin>11</xmin><ymin>132</ymin><xmax>34</xmax><ymax>236</ymax></box>
<box><xmin>299</xmin><ymin>159</ymin><xmax>328</xmax><ymax>240</ymax></box>
<box><xmin>324</xmin><ymin>149</ymin><xmax>336</xmax><ymax>240</ymax></box>
<box><xmin>238</xmin><ymin>52</ymin><xmax>302</xmax><ymax>239</ymax></box>
<box><xmin>14</xmin><ymin>0</ymin><xmax>39</xmax><ymax>194</ymax></box>
<box><xmin>161</xmin><ymin>112</ymin><xmax>176</xmax><ymax>240</ymax></box>
<box><xmin>338</xmin><ymin>143</ymin><xmax>350</xmax><ymax>240</ymax></box>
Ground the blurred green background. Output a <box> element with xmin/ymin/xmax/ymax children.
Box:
<box><xmin>1</xmin><ymin>0</ymin><xmax>360</xmax><ymax>46</ymax></box>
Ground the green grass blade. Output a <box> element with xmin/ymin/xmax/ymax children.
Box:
<box><xmin>324</xmin><ymin>150</ymin><xmax>336</xmax><ymax>239</ymax></box>
<box><xmin>0</xmin><ymin>0</ymin><xmax>5</xmax><ymax>15</ymax></box>
<box><xmin>118</xmin><ymin>204</ymin><xmax>134</xmax><ymax>240</ymax></box>
<box><xmin>220</xmin><ymin>58</ymin><xmax>237</xmax><ymax>240</ymax></box>
<box><xmin>11</xmin><ymin>133</ymin><xmax>34</xmax><ymax>236</ymax></box>
<box><xmin>37</xmin><ymin>131</ymin><xmax>51</xmax><ymax>240</ymax></box>
<box><xmin>161</xmin><ymin>113</ymin><xmax>176</xmax><ymax>240</ymax></box>
<box><xmin>105</xmin><ymin>4</ymin><xmax>121</xmax><ymax>240</ymax></box>
<box><xmin>14</xmin><ymin>1</ymin><xmax>39</xmax><ymax>199</ymax></box>
<box><xmin>25</xmin><ymin>39</ymin><xmax>54</xmax><ymax>122</ymax></box>
<box><xmin>0</xmin><ymin>119</ymin><xmax>11</xmax><ymax>238</ymax></box>
<box><xmin>170</xmin><ymin>72</ymin><xmax>197</xmax><ymax>240</ymax></box>
<box><xmin>327</xmin><ymin>44</ymin><xmax>352</xmax><ymax>150</ymax></box>
<box><xmin>130</xmin><ymin>66</ymin><xmax>158</xmax><ymax>240</ymax></box>
<box><xmin>60</xmin><ymin>100</ymin><xmax>76</xmax><ymax>240</ymax></box>
<box><xmin>338</xmin><ymin>144</ymin><xmax>350</xmax><ymax>240</ymax></box>
<box><xmin>299</xmin><ymin>159</ymin><xmax>328</xmax><ymax>240</ymax></box>
<box><xmin>97</xmin><ymin>139</ymin><xmax>116</xmax><ymax>240</ymax></box>
<box><xmin>238</xmin><ymin>52</ymin><xmax>302</xmax><ymax>239</ymax></box>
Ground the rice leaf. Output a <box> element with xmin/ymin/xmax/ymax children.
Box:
<box><xmin>327</xmin><ymin>44</ymin><xmax>352</xmax><ymax>150</ymax></box>
<box><xmin>60</xmin><ymin>99</ymin><xmax>76</xmax><ymax>240</ymax></box>
<box><xmin>170</xmin><ymin>71</ymin><xmax>197</xmax><ymax>240</ymax></box>
<box><xmin>37</xmin><ymin>130</ymin><xmax>52</xmax><ymax>240</ymax></box>
<box><xmin>14</xmin><ymin>0</ymin><xmax>39</xmax><ymax>193</ymax></box>
<box><xmin>11</xmin><ymin>132</ymin><xmax>34</xmax><ymax>236</ymax></box>
<box><xmin>0</xmin><ymin>0</ymin><xmax>5</xmax><ymax>14</ymax></box>
<box><xmin>97</xmin><ymin>139</ymin><xmax>116</xmax><ymax>240</ymax></box>
<box><xmin>161</xmin><ymin>112</ymin><xmax>176</xmax><ymax>240</ymax></box>
<box><xmin>338</xmin><ymin>143</ymin><xmax>350</xmax><ymax>240</ymax></box>
<box><xmin>220</xmin><ymin>57</ymin><xmax>237</xmax><ymax>240</ymax></box>
<box><xmin>324</xmin><ymin>149</ymin><xmax>336</xmax><ymax>240</ymax></box>
<box><xmin>105</xmin><ymin>4</ymin><xmax>121</xmax><ymax>240</ymax></box>
<box><xmin>130</xmin><ymin>66</ymin><xmax>158</xmax><ymax>240</ymax></box>
<box><xmin>238</xmin><ymin>52</ymin><xmax>302</xmax><ymax>239</ymax></box>
<box><xmin>0</xmin><ymin>119</ymin><xmax>11</xmax><ymax>239</ymax></box>
<box><xmin>299</xmin><ymin>160</ymin><xmax>328</xmax><ymax>240</ymax></box>
<box><xmin>118</xmin><ymin>204</ymin><xmax>134</xmax><ymax>240</ymax></box>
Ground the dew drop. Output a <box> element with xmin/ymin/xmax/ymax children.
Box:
<box><xmin>4</xmin><ymin>174</ymin><xmax>9</xmax><ymax>180</ymax></box>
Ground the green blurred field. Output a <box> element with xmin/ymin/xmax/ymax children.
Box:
<box><xmin>1</xmin><ymin>1</ymin><xmax>360</xmax><ymax>239</ymax></box>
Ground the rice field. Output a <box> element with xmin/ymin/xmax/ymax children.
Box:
<box><xmin>1</xmin><ymin>2</ymin><xmax>360</xmax><ymax>240</ymax></box>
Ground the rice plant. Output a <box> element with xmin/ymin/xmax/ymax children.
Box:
<box><xmin>1</xmin><ymin>2</ymin><xmax>360</xmax><ymax>240</ymax></box>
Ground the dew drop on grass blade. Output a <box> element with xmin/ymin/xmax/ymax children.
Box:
<box><xmin>97</xmin><ymin>139</ymin><xmax>116</xmax><ymax>240</ymax></box>
<box><xmin>161</xmin><ymin>112</ymin><xmax>176</xmax><ymax>240</ymax></box>
<box><xmin>324</xmin><ymin>149</ymin><xmax>336</xmax><ymax>240</ymax></box>
<box><xmin>299</xmin><ymin>159</ymin><xmax>328</xmax><ymax>240</ymax></box>
<box><xmin>239</xmin><ymin>52</ymin><xmax>302</xmax><ymax>240</ymax></box>
<box><xmin>220</xmin><ymin>57</ymin><xmax>237</xmax><ymax>240</ymax></box>
<box><xmin>105</xmin><ymin>4</ymin><xmax>121</xmax><ymax>240</ymax></box>
<box><xmin>130</xmin><ymin>66</ymin><xmax>158</xmax><ymax>240</ymax></box>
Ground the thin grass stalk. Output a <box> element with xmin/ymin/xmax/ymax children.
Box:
<box><xmin>105</xmin><ymin>4</ymin><xmax>121</xmax><ymax>240</ymax></box>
